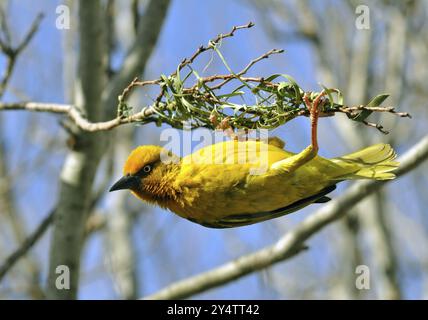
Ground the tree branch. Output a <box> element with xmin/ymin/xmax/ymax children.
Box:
<box><xmin>0</xmin><ymin>210</ymin><xmax>54</xmax><ymax>282</ymax></box>
<box><xmin>46</xmin><ymin>0</ymin><xmax>107</xmax><ymax>299</ymax></box>
<box><xmin>0</xmin><ymin>97</ymin><xmax>410</xmax><ymax>133</ymax></box>
<box><xmin>102</xmin><ymin>0</ymin><xmax>171</xmax><ymax>117</ymax></box>
<box><xmin>0</xmin><ymin>9</ymin><xmax>45</xmax><ymax>298</ymax></box>
<box><xmin>45</xmin><ymin>0</ymin><xmax>171</xmax><ymax>299</ymax></box>
<box><xmin>143</xmin><ymin>135</ymin><xmax>428</xmax><ymax>300</ymax></box>
<box><xmin>0</xmin><ymin>12</ymin><xmax>43</xmax><ymax>97</ymax></box>
<box><xmin>0</xmin><ymin>102</ymin><xmax>157</xmax><ymax>132</ymax></box>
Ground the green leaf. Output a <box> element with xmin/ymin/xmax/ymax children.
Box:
<box><xmin>160</xmin><ymin>74</ymin><xmax>169</xmax><ymax>85</ymax></box>
<box><xmin>175</xmin><ymin>65</ymin><xmax>181</xmax><ymax>84</ymax></box>
<box><xmin>320</xmin><ymin>84</ymin><xmax>335</xmax><ymax>108</ymax></box>
<box><xmin>277</xmin><ymin>82</ymin><xmax>288</xmax><ymax>94</ymax></box>
<box><xmin>351</xmin><ymin>94</ymin><xmax>389</xmax><ymax>122</ymax></box>
<box><xmin>263</xmin><ymin>74</ymin><xmax>282</xmax><ymax>82</ymax></box>
<box><xmin>336</xmin><ymin>89</ymin><xmax>344</xmax><ymax>105</ymax></box>
<box><xmin>180</xmin><ymin>97</ymin><xmax>195</xmax><ymax>110</ymax></box>
<box><xmin>282</xmin><ymin>74</ymin><xmax>302</xmax><ymax>103</ymax></box>
<box><xmin>217</xmin><ymin>91</ymin><xmax>245</xmax><ymax>99</ymax></box>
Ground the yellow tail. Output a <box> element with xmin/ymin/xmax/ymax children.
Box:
<box><xmin>331</xmin><ymin>144</ymin><xmax>399</xmax><ymax>180</ymax></box>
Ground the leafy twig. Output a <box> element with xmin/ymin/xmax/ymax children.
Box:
<box><xmin>116</xmin><ymin>23</ymin><xmax>410</xmax><ymax>134</ymax></box>
<box><xmin>0</xmin><ymin>22</ymin><xmax>410</xmax><ymax>134</ymax></box>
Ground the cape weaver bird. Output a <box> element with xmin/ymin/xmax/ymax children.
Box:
<box><xmin>110</xmin><ymin>92</ymin><xmax>398</xmax><ymax>228</ymax></box>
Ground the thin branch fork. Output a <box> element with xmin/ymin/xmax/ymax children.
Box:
<box><xmin>176</xmin><ymin>22</ymin><xmax>255</xmax><ymax>73</ymax></box>
<box><xmin>0</xmin><ymin>12</ymin><xmax>44</xmax><ymax>97</ymax></box>
<box><xmin>118</xmin><ymin>22</ymin><xmax>256</xmax><ymax>99</ymax></box>
<box><xmin>117</xmin><ymin>22</ymin><xmax>259</xmax><ymax>103</ymax></box>
<box><xmin>341</xmin><ymin>105</ymin><xmax>410</xmax><ymax>116</ymax></box>
<box><xmin>121</xmin><ymin>47</ymin><xmax>283</xmax><ymax>99</ymax></box>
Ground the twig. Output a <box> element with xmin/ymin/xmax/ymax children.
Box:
<box><xmin>143</xmin><ymin>135</ymin><xmax>428</xmax><ymax>300</ymax></box>
<box><xmin>118</xmin><ymin>22</ymin><xmax>255</xmax><ymax>104</ymax></box>
<box><xmin>0</xmin><ymin>10</ymin><xmax>46</xmax><ymax>296</ymax></box>
<box><xmin>15</xmin><ymin>13</ymin><xmax>44</xmax><ymax>54</ymax></box>
<box><xmin>209</xmin><ymin>49</ymin><xmax>283</xmax><ymax>90</ymax></box>
<box><xmin>0</xmin><ymin>12</ymin><xmax>44</xmax><ymax>97</ymax></box>
<box><xmin>176</xmin><ymin>22</ymin><xmax>254</xmax><ymax>73</ymax></box>
<box><xmin>341</xmin><ymin>105</ymin><xmax>411</xmax><ymax>117</ymax></box>
<box><xmin>362</xmin><ymin>120</ymin><xmax>388</xmax><ymax>134</ymax></box>
<box><xmin>0</xmin><ymin>7</ymin><xmax>12</xmax><ymax>48</ymax></box>
<box><xmin>117</xmin><ymin>77</ymin><xmax>160</xmax><ymax>109</ymax></box>
<box><xmin>0</xmin><ymin>210</ymin><xmax>55</xmax><ymax>282</ymax></box>
<box><xmin>240</xmin><ymin>48</ymin><xmax>283</xmax><ymax>76</ymax></box>
<box><xmin>0</xmin><ymin>102</ymin><xmax>156</xmax><ymax>132</ymax></box>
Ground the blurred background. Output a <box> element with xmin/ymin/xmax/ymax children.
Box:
<box><xmin>0</xmin><ymin>0</ymin><xmax>427</xmax><ymax>299</ymax></box>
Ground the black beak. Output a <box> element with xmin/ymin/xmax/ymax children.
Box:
<box><xmin>109</xmin><ymin>175</ymin><xmax>140</xmax><ymax>192</ymax></box>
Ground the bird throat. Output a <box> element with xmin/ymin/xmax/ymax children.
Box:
<box><xmin>133</xmin><ymin>163</ymin><xmax>181</xmax><ymax>206</ymax></box>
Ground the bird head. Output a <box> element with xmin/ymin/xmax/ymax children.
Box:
<box><xmin>109</xmin><ymin>145</ymin><xmax>179</xmax><ymax>202</ymax></box>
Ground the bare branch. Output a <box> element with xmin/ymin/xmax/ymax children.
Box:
<box><xmin>143</xmin><ymin>135</ymin><xmax>428</xmax><ymax>300</ymax></box>
<box><xmin>0</xmin><ymin>210</ymin><xmax>55</xmax><ymax>282</ymax></box>
<box><xmin>0</xmin><ymin>102</ymin><xmax>157</xmax><ymax>132</ymax></box>
<box><xmin>0</xmin><ymin>7</ymin><xmax>12</xmax><ymax>48</ymax></box>
<box><xmin>175</xmin><ymin>22</ymin><xmax>254</xmax><ymax>74</ymax></box>
<box><xmin>102</xmin><ymin>0</ymin><xmax>171</xmax><ymax>116</ymax></box>
<box><xmin>0</xmin><ymin>8</ymin><xmax>45</xmax><ymax>298</ymax></box>
<box><xmin>0</xmin><ymin>97</ymin><xmax>409</xmax><ymax>134</ymax></box>
<box><xmin>15</xmin><ymin>13</ymin><xmax>44</xmax><ymax>54</ymax></box>
<box><xmin>0</xmin><ymin>12</ymin><xmax>44</xmax><ymax>97</ymax></box>
<box><xmin>46</xmin><ymin>0</ymin><xmax>171</xmax><ymax>299</ymax></box>
<box><xmin>46</xmin><ymin>0</ymin><xmax>108</xmax><ymax>300</ymax></box>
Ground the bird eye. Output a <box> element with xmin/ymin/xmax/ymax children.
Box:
<box><xmin>143</xmin><ymin>165</ymin><xmax>152</xmax><ymax>173</ymax></box>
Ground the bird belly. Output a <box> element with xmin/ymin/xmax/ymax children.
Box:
<box><xmin>170</xmin><ymin>172</ymin><xmax>323</xmax><ymax>223</ymax></box>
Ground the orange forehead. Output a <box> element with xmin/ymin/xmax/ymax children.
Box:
<box><xmin>123</xmin><ymin>145</ymin><xmax>165</xmax><ymax>175</ymax></box>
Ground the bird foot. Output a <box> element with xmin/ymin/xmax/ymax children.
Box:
<box><xmin>303</xmin><ymin>91</ymin><xmax>326</xmax><ymax>152</ymax></box>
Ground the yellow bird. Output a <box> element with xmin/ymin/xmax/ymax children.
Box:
<box><xmin>110</xmin><ymin>92</ymin><xmax>398</xmax><ymax>228</ymax></box>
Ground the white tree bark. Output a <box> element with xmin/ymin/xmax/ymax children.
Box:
<box><xmin>46</xmin><ymin>1</ymin><xmax>106</xmax><ymax>299</ymax></box>
<box><xmin>105</xmin><ymin>127</ymin><xmax>138</xmax><ymax>299</ymax></box>
<box><xmin>46</xmin><ymin>0</ymin><xmax>170</xmax><ymax>299</ymax></box>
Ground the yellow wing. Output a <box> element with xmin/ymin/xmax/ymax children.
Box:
<box><xmin>189</xmin><ymin>184</ymin><xmax>336</xmax><ymax>228</ymax></box>
<box><xmin>182</xmin><ymin>138</ymin><xmax>291</xmax><ymax>167</ymax></box>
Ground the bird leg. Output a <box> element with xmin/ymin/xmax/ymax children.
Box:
<box><xmin>304</xmin><ymin>90</ymin><xmax>326</xmax><ymax>153</ymax></box>
<box><xmin>268</xmin><ymin>91</ymin><xmax>326</xmax><ymax>176</ymax></box>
